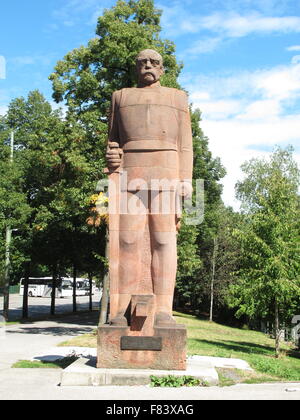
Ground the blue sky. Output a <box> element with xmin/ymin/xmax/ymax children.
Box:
<box><xmin>1</xmin><ymin>0</ymin><xmax>300</xmax><ymax>208</ymax></box>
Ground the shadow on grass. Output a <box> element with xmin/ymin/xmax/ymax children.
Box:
<box><xmin>12</xmin><ymin>356</ymin><xmax>78</xmax><ymax>369</ymax></box>
<box><xmin>286</xmin><ymin>348</ymin><xmax>300</xmax><ymax>359</ymax></box>
<box><xmin>193</xmin><ymin>339</ymin><xmax>274</xmax><ymax>356</ymax></box>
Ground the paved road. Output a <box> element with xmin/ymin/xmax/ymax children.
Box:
<box><xmin>0</xmin><ymin>314</ymin><xmax>299</xmax><ymax>400</ymax></box>
<box><xmin>0</xmin><ymin>292</ymin><xmax>102</xmax><ymax>321</ymax></box>
<box><xmin>0</xmin><ymin>370</ymin><xmax>299</xmax><ymax>400</ymax></box>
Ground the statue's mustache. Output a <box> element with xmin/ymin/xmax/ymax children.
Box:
<box><xmin>142</xmin><ymin>71</ymin><xmax>155</xmax><ymax>77</ymax></box>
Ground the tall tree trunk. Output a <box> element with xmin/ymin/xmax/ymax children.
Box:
<box><xmin>88</xmin><ymin>274</ymin><xmax>93</xmax><ymax>312</ymax></box>
<box><xmin>50</xmin><ymin>264</ymin><xmax>57</xmax><ymax>316</ymax></box>
<box><xmin>73</xmin><ymin>264</ymin><xmax>77</xmax><ymax>313</ymax></box>
<box><xmin>275</xmin><ymin>298</ymin><xmax>280</xmax><ymax>358</ymax></box>
<box><xmin>22</xmin><ymin>262</ymin><xmax>30</xmax><ymax>319</ymax></box>
<box><xmin>209</xmin><ymin>237</ymin><xmax>218</xmax><ymax>322</ymax></box>
<box><xmin>99</xmin><ymin>230</ymin><xmax>109</xmax><ymax>325</ymax></box>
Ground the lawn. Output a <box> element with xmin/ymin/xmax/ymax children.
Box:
<box><xmin>174</xmin><ymin>312</ymin><xmax>300</xmax><ymax>382</ymax></box>
<box><xmin>58</xmin><ymin>311</ymin><xmax>300</xmax><ymax>383</ymax></box>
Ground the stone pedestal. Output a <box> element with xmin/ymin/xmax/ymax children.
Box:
<box><xmin>97</xmin><ymin>322</ymin><xmax>186</xmax><ymax>370</ymax></box>
<box><xmin>97</xmin><ymin>294</ymin><xmax>187</xmax><ymax>371</ymax></box>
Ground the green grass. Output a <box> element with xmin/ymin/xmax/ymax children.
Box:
<box><xmin>12</xmin><ymin>356</ymin><xmax>78</xmax><ymax>369</ymax></box>
<box><xmin>174</xmin><ymin>311</ymin><xmax>300</xmax><ymax>382</ymax></box>
<box><xmin>0</xmin><ymin>321</ymin><xmax>20</xmax><ymax>326</ymax></box>
<box><xmin>58</xmin><ymin>330</ymin><xmax>97</xmax><ymax>348</ymax></box>
<box><xmin>58</xmin><ymin>311</ymin><xmax>300</xmax><ymax>383</ymax></box>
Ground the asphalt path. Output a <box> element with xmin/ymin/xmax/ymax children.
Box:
<box><xmin>0</xmin><ymin>291</ymin><xmax>102</xmax><ymax>321</ymax></box>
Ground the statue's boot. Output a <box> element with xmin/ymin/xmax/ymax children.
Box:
<box><xmin>110</xmin><ymin>312</ymin><xmax>128</xmax><ymax>326</ymax></box>
<box><xmin>154</xmin><ymin>311</ymin><xmax>176</xmax><ymax>327</ymax></box>
<box><xmin>109</xmin><ymin>294</ymin><xmax>131</xmax><ymax>326</ymax></box>
<box><xmin>154</xmin><ymin>294</ymin><xmax>176</xmax><ymax>326</ymax></box>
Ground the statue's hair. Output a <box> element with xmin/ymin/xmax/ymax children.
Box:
<box><xmin>136</xmin><ymin>49</ymin><xmax>163</xmax><ymax>67</ymax></box>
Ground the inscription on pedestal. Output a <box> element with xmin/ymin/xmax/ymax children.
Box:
<box><xmin>121</xmin><ymin>336</ymin><xmax>162</xmax><ymax>351</ymax></box>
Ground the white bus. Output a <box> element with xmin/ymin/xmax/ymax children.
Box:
<box><xmin>19</xmin><ymin>277</ymin><xmax>62</xmax><ymax>298</ymax></box>
<box><xmin>20</xmin><ymin>277</ymin><xmax>97</xmax><ymax>298</ymax></box>
<box><xmin>60</xmin><ymin>278</ymin><xmax>97</xmax><ymax>297</ymax></box>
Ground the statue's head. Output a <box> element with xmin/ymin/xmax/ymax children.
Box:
<box><xmin>136</xmin><ymin>49</ymin><xmax>164</xmax><ymax>86</ymax></box>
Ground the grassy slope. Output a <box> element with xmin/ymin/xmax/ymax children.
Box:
<box><xmin>174</xmin><ymin>312</ymin><xmax>300</xmax><ymax>382</ymax></box>
<box><xmin>59</xmin><ymin>311</ymin><xmax>300</xmax><ymax>382</ymax></box>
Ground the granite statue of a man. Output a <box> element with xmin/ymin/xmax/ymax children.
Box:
<box><xmin>105</xmin><ymin>49</ymin><xmax>193</xmax><ymax>330</ymax></box>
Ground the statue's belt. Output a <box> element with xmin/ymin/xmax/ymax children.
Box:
<box><xmin>122</xmin><ymin>140</ymin><xmax>177</xmax><ymax>151</ymax></box>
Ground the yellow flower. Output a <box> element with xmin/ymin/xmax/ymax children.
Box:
<box><xmin>87</xmin><ymin>192</ymin><xmax>109</xmax><ymax>226</ymax></box>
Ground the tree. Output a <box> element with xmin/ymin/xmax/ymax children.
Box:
<box><xmin>50</xmin><ymin>0</ymin><xmax>182</xmax><ymax>118</ymax></box>
<box><xmin>228</xmin><ymin>146</ymin><xmax>300</xmax><ymax>356</ymax></box>
<box><xmin>1</xmin><ymin>90</ymin><xmax>107</xmax><ymax>318</ymax></box>
<box><xmin>0</xmin><ymin>119</ymin><xmax>31</xmax><ymax>319</ymax></box>
<box><xmin>207</xmin><ymin>205</ymin><xmax>243</xmax><ymax>322</ymax></box>
<box><xmin>175</xmin><ymin>109</ymin><xmax>226</xmax><ymax>314</ymax></box>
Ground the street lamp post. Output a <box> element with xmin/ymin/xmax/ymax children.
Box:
<box><xmin>3</xmin><ymin>131</ymin><xmax>14</xmax><ymax>322</ymax></box>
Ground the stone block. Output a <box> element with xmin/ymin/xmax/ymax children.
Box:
<box><xmin>97</xmin><ymin>322</ymin><xmax>187</xmax><ymax>370</ymax></box>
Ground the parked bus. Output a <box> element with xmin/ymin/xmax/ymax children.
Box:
<box><xmin>20</xmin><ymin>277</ymin><xmax>97</xmax><ymax>298</ymax></box>
<box><xmin>60</xmin><ymin>278</ymin><xmax>97</xmax><ymax>297</ymax></box>
<box><xmin>19</xmin><ymin>277</ymin><xmax>62</xmax><ymax>298</ymax></box>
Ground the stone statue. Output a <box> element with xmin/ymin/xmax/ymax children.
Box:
<box><xmin>98</xmin><ymin>49</ymin><xmax>193</xmax><ymax>370</ymax></box>
<box><xmin>106</xmin><ymin>49</ymin><xmax>193</xmax><ymax>327</ymax></box>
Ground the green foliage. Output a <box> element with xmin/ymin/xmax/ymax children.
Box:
<box><xmin>150</xmin><ymin>375</ymin><xmax>205</xmax><ymax>387</ymax></box>
<box><xmin>175</xmin><ymin>106</ymin><xmax>227</xmax><ymax>312</ymax></box>
<box><xmin>0</xmin><ymin>90</ymin><xmax>107</xmax><ymax>289</ymax></box>
<box><xmin>50</xmin><ymin>0</ymin><xmax>182</xmax><ymax>116</ymax></box>
<box><xmin>228</xmin><ymin>146</ymin><xmax>300</xmax><ymax>339</ymax></box>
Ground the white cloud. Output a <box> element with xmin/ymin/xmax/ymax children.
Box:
<box><xmin>253</xmin><ymin>63</ymin><xmax>300</xmax><ymax>100</ymax></box>
<box><xmin>237</xmin><ymin>100</ymin><xmax>281</xmax><ymax>121</ymax></box>
<box><xmin>52</xmin><ymin>0</ymin><xmax>107</xmax><ymax>26</ymax></box>
<box><xmin>192</xmin><ymin>98</ymin><xmax>243</xmax><ymax>120</ymax></box>
<box><xmin>291</xmin><ymin>55</ymin><xmax>300</xmax><ymax>64</ymax></box>
<box><xmin>161</xmin><ymin>6</ymin><xmax>300</xmax><ymax>38</ymax></box>
<box><xmin>201</xmin><ymin>117</ymin><xmax>300</xmax><ymax>209</ymax></box>
<box><xmin>0</xmin><ymin>105</ymin><xmax>8</xmax><ymax>116</ymax></box>
<box><xmin>9</xmin><ymin>55</ymin><xmax>54</xmax><ymax>67</ymax></box>
<box><xmin>0</xmin><ymin>56</ymin><xmax>6</xmax><ymax>79</ymax></box>
<box><xmin>287</xmin><ymin>45</ymin><xmax>300</xmax><ymax>51</ymax></box>
<box><xmin>188</xmin><ymin>62</ymin><xmax>300</xmax><ymax>103</ymax></box>
<box><xmin>187</xmin><ymin>60</ymin><xmax>300</xmax><ymax>209</ymax></box>
<box><xmin>190</xmin><ymin>91</ymin><xmax>211</xmax><ymax>101</ymax></box>
<box><xmin>186</xmin><ymin>37</ymin><xmax>223</xmax><ymax>55</ymax></box>
<box><xmin>211</xmin><ymin>13</ymin><xmax>300</xmax><ymax>38</ymax></box>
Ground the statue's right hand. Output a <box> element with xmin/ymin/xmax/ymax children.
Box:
<box><xmin>106</xmin><ymin>142</ymin><xmax>123</xmax><ymax>169</ymax></box>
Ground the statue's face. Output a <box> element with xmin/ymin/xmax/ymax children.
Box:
<box><xmin>136</xmin><ymin>51</ymin><xmax>164</xmax><ymax>86</ymax></box>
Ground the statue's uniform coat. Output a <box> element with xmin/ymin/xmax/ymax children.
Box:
<box><xmin>108</xmin><ymin>84</ymin><xmax>193</xmax><ymax>306</ymax></box>
<box><xmin>109</xmin><ymin>85</ymin><xmax>193</xmax><ymax>185</ymax></box>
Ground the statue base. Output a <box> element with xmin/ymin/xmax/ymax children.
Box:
<box><xmin>97</xmin><ymin>323</ymin><xmax>187</xmax><ymax>371</ymax></box>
